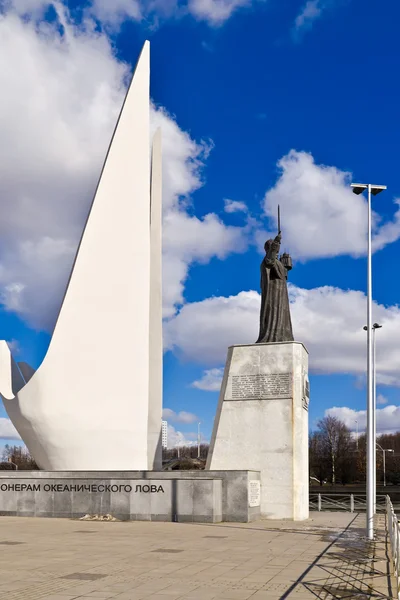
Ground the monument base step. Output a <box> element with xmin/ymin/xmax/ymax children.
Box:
<box><xmin>0</xmin><ymin>470</ymin><xmax>261</xmax><ymax>523</ymax></box>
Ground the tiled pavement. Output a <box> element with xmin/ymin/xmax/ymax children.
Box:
<box><xmin>0</xmin><ymin>512</ymin><xmax>396</xmax><ymax>599</ymax></box>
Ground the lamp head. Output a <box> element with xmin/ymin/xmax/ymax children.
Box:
<box><xmin>351</xmin><ymin>183</ymin><xmax>387</xmax><ymax>195</ymax></box>
<box><xmin>351</xmin><ymin>184</ymin><xmax>367</xmax><ymax>195</ymax></box>
<box><xmin>373</xmin><ymin>323</ymin><xmax>383</xmax><ymax>329</ymax></box>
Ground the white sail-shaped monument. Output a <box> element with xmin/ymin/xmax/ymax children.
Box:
<box><xmin>0</xmin><ymin>41</ymin><xmax>163</xmax><ymax>471</ymax></box>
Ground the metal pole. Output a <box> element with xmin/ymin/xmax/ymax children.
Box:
<box><xmin>356</xmin><ymin>420</ymin><xmax>359</xmax><ymax>451</ymax></box>
<box><xmin>366</xmin><ymin>184</ymin><xmax>374</xmax><ymax>540</ymax></box>
<box><xmin>383</xmin><ymin>450</ymin><xmax>386</xmax><ymax>487</ymax></box>
<box><xmin>197</xmin><ymin>422</ymin><xmax>201</xmax><ymax>459</ymax></box>
<box><xmin>373</xmin><ymin>327</ymin><xmax>377</xmax><ymax>514</ymax></box>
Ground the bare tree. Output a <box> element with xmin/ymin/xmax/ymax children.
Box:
<box><xmin>162</xmin><ymin>444</ymin><xmax>209</xmax><ymax>463</ymax></box>
<box><xmin>316</xmin><ymin>416</ymin><xmax>355</xmax><ymax>484</ymax></box>
<box><xmin>1</xmin><ymin>444</ymin><xmax>39</xmax><ymax>470</ymax></box>
<box><xmin>309</xmin><ymin>432</ymin><xmax>329</xmax><ymax>485</ymax></box>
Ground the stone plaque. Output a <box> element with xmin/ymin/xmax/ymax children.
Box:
<box><xmin>248</xmin><ymin>480</ymin><xmax>261</xmax><ymax>507</ymax></box>
<box><xmin>228</xmin><ymin>373</ymin><xmax>292</xmax><ymax>400</ymax></box>
<box><xmin>302</xmin><ymin>372</ymin><xmax>310</xmax><ymax>411</ymax></box>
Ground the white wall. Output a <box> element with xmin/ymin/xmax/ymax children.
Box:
<box><xmin>0</xmin><ymin>42</ymin><xmax>155</xmax><ymax>471</ymax></box>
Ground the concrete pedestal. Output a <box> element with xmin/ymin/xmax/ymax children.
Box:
<box><xmin>206</xmin><ymin>342</ymin><xmax>309</xmax><ymax>520</ymax></box>
<box><xmin>0</xmin><ymin>470</ymin><xmax>260</xmax><ymax>523</ymax></box>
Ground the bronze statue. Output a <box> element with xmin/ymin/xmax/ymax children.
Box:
<box><xmin>256</xmin><ymin>207</ymin><xmax>294</xmax><ymax>344</ymax></box>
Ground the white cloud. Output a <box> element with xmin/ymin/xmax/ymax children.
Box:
<box><xmin>165</xmin><ymin>290</ymin><xmax>259</xmax><ymax>365</ymax></box>
<box><xmin>90</xmin><ymin>0</ymin><xmax>142</xmax><ymax>26</ymax></box>
<box><xmin>151</xmin><ymin>105</ymin><xmax>249</xmax><ymax>317</ymax></box>
<box><xmin>224</xmin><ymin>199</ymin><xmax>248</xmax><ymax>214</ymax></box>
<box><xmin>293</xmin><ymin>0</ymin><xmax>344</xmax><ymax>39</ymax></box>
<box><xmin>0</xmin><ymin>4</ymin><xmax>248</xmax><ymax>330</ymax></box>
<box><xmin>263</xmin><ymin>150</ymin><xmax>400</xmax><ymax>260</ymax></box>
<box><xmin>325</xmin><ymin>405</ymin><xmax>400</xmax><ymax>435</ymax></box>
<box><xmin>377</xmin><ymin>394</ymin><xmax>389</xmax><ymax>406</ymax></box>
<box><xmin>86</xmin><ymin>0</ymin><xmax>260</xmax><ymax>27</ymax></box>
<box><xmin>167</xmin><ymin>424</ymin><xmax>205</xmax><ymax>448</ymax></box>
<box><xmin>188</xmin><ymin>0</ymin><xmax>252</xmax><ymax>25</ymax></box>
<box><xmin>162</xmin><ymin>408</ymin><xmax>199</xmax><ymax>424</ymax></box>
<box><xmin>3</xmin><ymin>0</ymin><xmax>50</xmax><ymax>16</ymax></box>
<box><xmin>293</xmin><ymin>0</ymin><xmax>323</xmax><ymax>34</ymax></box>
<box><xmin>0</xmin><ymin>418</ymin><xmax>21</xmax><ymax>440</ymax></box>
<box><xmin>192</xmin><ymin>368</ymin><xmax>224</xmax><ymax>391</ymax></box>
<box><xmin>163</xmin><ymin>210</ymin><xmax>248</xmax><ymax>318</ymax></box>
<box><xmin>165</xmin><ymin>283</ymin><xmax>400</xmax><ymax>385</ymax></box>
<box><xmin>0</xmin><ymin>5</ymin><xmax>128</xmax><ymax>329</ymax></box>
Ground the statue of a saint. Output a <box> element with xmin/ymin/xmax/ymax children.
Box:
<box><xmin>256</xmin><ymin>231</ymin><xmax>294</xmax><ymax>344</ymax></box>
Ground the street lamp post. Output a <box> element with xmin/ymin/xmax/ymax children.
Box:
<box><xmin>364</xmin><ymin>322</ymin><xmax>383</xmax><ymax>513</ymax></box>
<box><xmin>197</xmin><ymin>422</ymin><xmax>201</xmax><ymax>459</ymax></box>
<box><xmin>355</xmin><ymin>419</ymin><xmax>359</xmax><ymax>451</ymax></box>
<box><xmin>352</xmin><ymin>182</ymin><xmax>386</xmax><ymax>540</ymax></box>
<box><xmin>376</xmin><ymin>443</ymin><xmax>393</xmax><ymax>487</ymax></box>
<box><xmin>373</xmin><ymin>323</ymin><xmax>382</xmax><ymax>508</ymax></box>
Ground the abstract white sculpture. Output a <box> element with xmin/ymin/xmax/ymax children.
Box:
<box><xmin>0</xmin><ymin>41</ymin><xmax>163</xmax><ymax>471</ymax></box>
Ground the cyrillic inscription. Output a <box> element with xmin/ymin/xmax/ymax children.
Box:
<box><xmin>230</xmin><ymin>373</ymin><xmax>291</xmax><ymax>400</ymax></box>
<box><xmin>0</xmin><ymin>483</ymin><xmax>165</xmax><ymax>494</ymax></box>
<box><xmin>248</xmin><ymin>480</ymin><xmax>261</xmax><ymax>507</ymax></box>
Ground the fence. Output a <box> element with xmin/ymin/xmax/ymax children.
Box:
<box><xmin>310</xmin><ymin>493</ymin><xmax>388</xmax><ymax>512</ymax></box>
<box><xmin>386</xmin><ymin>495</ymin><xmax>400</xmax><ymax>599</ymax></box>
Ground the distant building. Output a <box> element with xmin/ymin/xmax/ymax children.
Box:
<box><xmin>162</xmin><ymin>420</ymin><xmax>168</xmax><ymax>449</ymax></box>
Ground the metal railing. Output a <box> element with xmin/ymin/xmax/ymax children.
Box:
<box><xmin>386</xmin><ymin>495</ymin><xmax>400</xmax><ymax>599</ymax></box>
<box><xmin>310</xmin><ymin>493</ymin><xmax>387</xmax><ymax>512</ymax></box>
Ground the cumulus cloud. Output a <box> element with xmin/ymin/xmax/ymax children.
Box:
<box><xmin>151</xmin><ymin>106</ymin><xmax>249</xmax><ymax>316</ymax></box>
<box><xmin>166</xmin><ymin>424</ymin><xmax>207</xmax><ymax>448</ymax></box>
<box><xmin>163</xmin><ymin>210</ymin><xmax>248</xmax><ymax>317</ymax></box>
<box><xmin>165</xmin><ymin>290</ymin><xmax>259</xmax><ymax>365</ymax></box>
<box><xmin>0</xmin><ymin>4</ymin><xmax>248</xmax><ymax>330</ymax></box>
<box><xmin>165</xmin><ymin>284</ymin><xmax>400</xmax><ymax>385</ymax></box>
<box><xmin>292</xmin><ymin>0</ymin><xmax>344</xmax><ymax>39</ymax></box>
<box><xmin>192</xmin><ymin>368</ymin><xmax>224</xmax><ymax>391</ymax></box>
<box><xmin>0</xmin><ymin>418</ymin><xmax>21</xmax><ymax>440</ymax></box>
<box><xmin>85</xmin><ymin>0</ymin><xmax>261</xmax><ymax>27</ymax></box>
<box><xmin>224</xmin><ymin>199</ymin><xmax>248</xmax><ymax>214</ymax></box>
<box><xmin>377</xmin><ymin>394</ymin><xmax>389</xmax><ymax>406</ymax></box>
<box><xmin>162</xmin><ymin>408</ymin><xmax>199</xmax><ymax>424</ymax></box>
<box><xmin>0</xmin><ymin>5</ymin><xmax>128</xmax><ymax>329</ymax></box>
<box><xmin>90</xmin><ymin>0</ymin><xmax>142</xmax><ymax>26</ymax></box>
<box><xmin>293</xmin><ymin>0</ymin><xmax>323</xmax><ymax>35</ymax></box>
<box><xmin>188</xmin><ymin>0</ymin><xmax>254</xmax><ymax>25</ymax></box>
<box><xmin>263</xmin><ymin>150</ymin><xmax>400</xmax><ymax>260</ymax></box>
<box><xmin>325</xmin><ymin>405</ymin><xmax>400</xmax><ymax>435</ymax></box>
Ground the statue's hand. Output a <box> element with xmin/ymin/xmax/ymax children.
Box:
<box><xmin>275</xmin><ymin>232</ymin><xmax>282</xmax><ymax>243</ymax></box>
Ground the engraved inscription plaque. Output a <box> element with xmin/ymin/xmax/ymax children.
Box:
<box><xmin>302</xmin><ymin>374</ymin><xmax>310</xmax><ymax>411</ymax></box>
<box><xmin>229</xmin><ymin>373</ymin><xmax>291</xmax><ymax>400</ymax></box>
<box><xmin>248</xmin><ymin>480</ymin><xmax>261</xmax><ymax>508</ymax></box>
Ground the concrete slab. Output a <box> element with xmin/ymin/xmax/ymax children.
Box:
<box><xmin>0</xmin><ymin>511</ymin><xmax>394</xmax><ymax>599</ymax></box>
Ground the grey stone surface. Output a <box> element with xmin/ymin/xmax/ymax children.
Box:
<box><xmin>0</xmin><ymin>512</ymin><xmax>393</xmax><ymax>600</ymax></box>
<box><xmin>0</xmin><ymin>471</ymin><xmax>257</xmax><ymax>523</ymax></box>
<box><xmin>207</xmin><ymin>342</ymin><xmax>309</xmax><ymax>520</ymax></box>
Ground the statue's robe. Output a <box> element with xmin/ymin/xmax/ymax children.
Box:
<box><xmin>256</xmin><ymin>240</ymin><xmax>294</xmax><ymax>344</ymax></box>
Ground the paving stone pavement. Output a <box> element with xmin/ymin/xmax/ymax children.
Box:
<box><xmin>0</xmin><ymin>512</ymin><xmax>395</xmax><ymax>599</ymax></box>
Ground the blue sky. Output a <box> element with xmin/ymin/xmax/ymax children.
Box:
<box><xmin>1</xmin><ymin>0</ymin><xmax>400</xmax><ymax>451</ymax></box>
